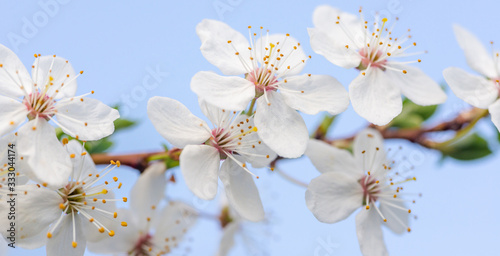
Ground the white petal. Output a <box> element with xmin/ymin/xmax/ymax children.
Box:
<box><xmin>355</xmin><ymin>209</ymin><xmax>388</xmax><ymax>256</ymax></box>
<box><xmin>312</xmin><ymin>5</ymin><xmax>364</xmax><ymax>38</ymax></box>
<box><xmin>380</xmin><ymin>199</ymin><xmax>409</xmax><ymax>234</ymax></box>
<box><xmin>153</xmin><ymin>202</ymin><xmax>197</xmax><ymax>247</ymax></box>
<box><xmin>254</xmin><ymin>91</ymin><xmax>308</xmax><ymax>158</ymax></box>
<box><xmin>453</xmin><ymin>24</ymin><xmax>497</xmax><ymax>78</ymax></box>
<box><xmin>305</xmin><ymin>139</ymin><xmax>362</xmax><ymax>177</ymax></box>
<box><xmin>86</xmin><ymin>208</ymin><xmax>138</xmax><ymax>254</ymax></box>
<box><xmin>180</xmin><ymin>145</ymin><xmax>220</xmax><ymax>200</ymax></box>
<box><xmin>216</xmin><ymin>221</ymin><xmax>239</xmax><ymax>256</ymax></box>
<box><xmin>387</xmin><ymin>64</ymin><xmax>447</xmax><ymax>106</ymax></box>
<box><xmin>443</xmin><ymin>67</ymin><xmax>498</xmax><ymax>108</ymax></box>
<box><xmin>280</xmin><ymin>74</ymin><xmax>349</xmax><ymax>115</ymax></box>
<box><xmin>196</xmin><ymin>19</ymin><xmax>249</xmax><ymax>75</ymax></box>
<box><xmin>256</xmin><ymin>34</ymin><xmax>307</xmax><ymax>76</ymax></box>
<box><xmin>32</xmin><ymin>55</ymin><xmax>78</xmax><ymax>99</ymax></box>
<box><xmin>353</xmin><ymin>128</ymin><xmax>387</xmax><ymax>174</ymax></box>
<box><xmin>349</xmin><ymin>69</ymin><xmax>402</xmax><ymax>125</ymax></box>
<box><xmin>488</xmin><ymin>99</ymin><xmax>500</xmax><ymax>132</ymax></box>
<box><xmin>219</xmin><ymin>159</ymin><xmax>264</xmax><ymax>222</ymax></box>
<box><xmin>306</xmin><ymin>172</ymin><xmax>363</xmax><ymax>223</ymax></box>
<box><xmin>46</xmin><ymin>214</ymin><xmax>86</xmax><ymax>256</ymax></box>
<box><xmin>0</xmin><ymin>185</ymin><xmax>61</xmax><ymax>240</ymax></box>
<box><xmin>198</xmin><ymin>98</ymin><xmax>233</xmax><ymax>128</ymax></box>
<box><xmin>130</xmin><ymin>162</ymin><xmax>167</xmax><ymax>225</ymax></box>
<box><xmin>65</xmin><ymin>140</ymin><xmax>97</xmax><ymax>179</ymax></box>
<box><xmin>191</xmin><ymin>71</ymin><xmax>255</xmax><ymax>111</ymax></box>
<box><xmin>308</xmin><ymin>28</ymin><xmax>362</xmax><ymax>69</ymax></box>
<box><xmin>147</xmin><ymin>96</ymin><xmax>211</xmax><ymax>148</ymax></box>
<box><xmin>55</xmin><ymin>97</ymin><xmax>120</xmax><ymax>141</ymax></box>
<box><xmin>0</xmin><ymin>94</ymin><xmax>28</xmax><ymax>136</ymax></box>
<box><xmin>17</xmin><ymin>119</ymin><xmax>72</xmax><ymax>188</ymax></box>
<box><xmin>0</xmin><ymin>44</ymin><xmax>32</xmax><ymax>97</ymax></box>
<box><xmin>16</xmin><ymin>226</ymin><xmax>49</xmax><ymax>249</ymax></box>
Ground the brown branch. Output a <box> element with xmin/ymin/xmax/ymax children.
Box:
<box><xmin>91</xmin><ymin>108</ymin><xmax>485</xmax><ymax>172</ymax></box>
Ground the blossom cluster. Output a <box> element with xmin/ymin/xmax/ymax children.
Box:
<box><xmin>0</xmin><ymin>4</ymin><xmax>499</xmax><ymax>256</ymax></box>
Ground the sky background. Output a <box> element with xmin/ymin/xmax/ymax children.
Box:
<box><xmin>1</xmin><ymin>0</ymin><xmax>499</xmax><ymax>255</ymax></box>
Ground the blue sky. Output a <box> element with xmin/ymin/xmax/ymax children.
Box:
<box><xmin>1</xmin><ymin>0</ymin><xmax>499</xmax><ymax>255</ymax></box>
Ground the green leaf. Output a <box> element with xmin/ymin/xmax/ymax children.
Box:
<box><xmin>114</xmin><ymin>118</ymin><xmax>136</xmax><ymax>132</ymax></box>
<box><xmin>390</xmin><ymin>99</ymin><xmax>438</xmax><ymax>128</ymax></box>
<box><xmin>439</xmin><ymin>133</ymin><xmax>492</xmax><ymax>161</ymax></box>
<box><xmin>84</xmin><ymin>139</ymin><xmax>114</xmax><ymax>154</ymax></box>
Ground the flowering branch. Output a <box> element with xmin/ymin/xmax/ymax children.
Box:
<box><xmin>91</xmin><ymin>107</ymin><xmax>488</xmax><ymax>172</ymax></box>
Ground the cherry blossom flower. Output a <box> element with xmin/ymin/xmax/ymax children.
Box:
<box><xmin>147</xmin><ymin>96</ymin><xmax>276</xmax><ymax>221</ymax></box>
<box><xmin>0</xmin><ymin>140</ymin><xmax>127</xmax><ymax>256</ymax></box>
<box><xmin>0</xmin><ymin>44</ymin><xmax>119</xmax><ymax>187</ymax></box>
<box><xmin>88</xmin><ymin>162</ymin><xmax>197</xmax><ymax>256</ymax></box>
<box><xmin>192</xmin><ymin>19</ymin><xmax>349</xmax><ymax>158</ymax></box>
<box><xmin>305</xmin><ymin>129</ymin><xmax>414</xmax><ymax>256</ymax></box>
<box><xmin>443</xmin><ymin>25</ymin><xmax>500</xmax><ymax>131</ymax></box>
<box><xmin>308</xmin><ymin>6</ymin><xmax>446</xmax><ymax>125</ymax></box>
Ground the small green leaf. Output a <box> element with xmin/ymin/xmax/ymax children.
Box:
<box><xmin>84</xmin><ymin>139</ymin><xmax>114</xmax><ymax>154</ymax></box>
<box><xmin>114</xmin><ymin>118</ymin><xmax>136</xmax><ymax>131</ymax></box>
<box><xmin>439</xmin><ymin>133</ymin><xmax>492</xmax><ymax>161</ymax></box>
<box><xmin>390</xmin><ymin>99</ymin><xmax>438</xmax><ymax>128</ymax></box>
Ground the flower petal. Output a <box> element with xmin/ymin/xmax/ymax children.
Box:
<box><xmin>254</xmin><ymin>91</ymin><xmax>308</xmax><ymax>158</ymax></box>
<box><xmin>16</xmin><ymin>226</ymin><xmax>49</xmax><ymax>249</ymax></box>
<box><xmin>355</xmin><ymin>209</ymin><xmax>389</xmax><ymax>256</ymax></box>
<box><xmin>86</xmin><ymin>208</ymin><xmax>139</xmax><ymax>254</ymax></box>
<box><xmin>306</xmin><ymin>172</ymin><xmax>363</xmax><ymax>223</ymax></box>
<box><xmin>130</xmin><ymin>162</ymin><xmax>167</xmax><ymax>225</ymax></box>
<box><xmin>219</xmin><ymin>158</ymin><xmax>264</xmax><ymax>222</ymax></box>
<box><xmin>191</xmin><ymin>71</ymin><xmax>255</xmax><ymax>111</ymax></box>
<box><xmin>353</xmin><ymin>128</ymin><xmax>387</xmax><ymax>175</ymax></box>
<box><xmin>32</xmin><ymin>55</ymin><xmax>78</xmax><ymax>99</ymax></box>
<box><xmin>380</xmin><ymin>199</ymin><xmax>409</xmax><ymax>234</ymax></box>
<box><xmin>0</xmin><ymin>94</ymin><xmax>28</xmax><ymax>136</ymax></box>
<box><xmin>198</xmin><ymin>98</ymin><xmax>233</xmax><ymax>128</ymax></box>
<box><xmin>17</xmin><ymin>119</ymin><xmax>72</xmax><ymax>188</ymax></box>
<box><xmin>55</xmin><ymin>97</ymin><xmax>119</xmax><ymax>141</ymax></box>
<box><xmin>0</xmin><ymin>44</ymin><xmax>32</xmax><ymax>97</ymax></box>
<box><xmin>153</xmin><ymin>202</ymin><xmax>197</xmax><ymax>248</ymax></box>
<box><xmin>488</xmin><ymin>99</ymin><xmax>500</xmax><ymax>132</ymax></box>
<box><xmin>65</xmin><ymin>140</ymin><xmax>97</xmax><ymax>179</ymax></box>
<box><xmin>387</xmin><ymin>64</ymin><xmax>447</xmax><ymax>106</ymax></box>
<box><xmin>147</xmin><ymin>96</ymin><xmax>211</xmax><ymax>148</ymax></box>
<box><xmin>197</xmin><ymin>19</ymin><xmax>249</xmax><ymax>75</ymax></box>
<box><xmin>256</xmin><ymin>34</ymin><xmax>308</xmax><ymax>76</ymax></box>
<box><xmin>349</xmin><ymin>69</ymin><xmax>402</xmax><ymax>125</ymax></box>
<box><xmin>280</xmin><ymin>74</ymin><xmax>349</xmax><ymax>115</ymax></box>
<box><xmin>46</xmin><ymin>214</ymin><xmax>86</xmax><ymax>256</ymax></box>
<box><xmin>308</xmin><ymin>28</ymin><xmax>362</xmax><ymax>69</ymax></box>
<box><xmin>443</xmin><ymin>67</ymin><xmax>498</xmax><ymax>109</ymax></box>
<box><xmin>0</xmin><ymin>185</ymin><xmax>61</xmax><ymax>240</ymax></box>
<box><xmin>453</xmin><ymin>24</ymin><xmax>497</xmax><ymax>78</ymax></box>
<box><xmin>216</xmin><ymin>221</ymin><xmax>239</xmax><ymax>256</ymax></box>
<box><xmin>305</xmin><ymin>139</ymin><xmax>362</xmax><ymax>177</ymax></box>
<box><xmin>312</xmin><ymin>5</ymin><xmax>364</xmax><ymax>38</ymax></box>
<box><xmin>180</xmin><ymin>144</ymin><xmax>220</xmax><ymax>200</ymax></box>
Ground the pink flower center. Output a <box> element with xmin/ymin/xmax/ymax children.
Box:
<box><xmin>131</xmin><ymin>233</ymin><xmax>153</xmax><ymax>255</ymax></box>
<box><xmin>358</xmin><ymin>48</ymin><xmax>387</xmax><ymax>71</ymax></box>
<box><xmin>23</xmin><ymin>91</ymin><xmax>56</xmax><ymax>120</ymax></box>
<box><xmin>359</xmin><ymin>175</ymin><xmax>380</xmax><ymax>205</ymax></box>
<box><xmin>246</xmin><ymin>68</ymin><xmax>279</xmax><ymax>95</ymax></box>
